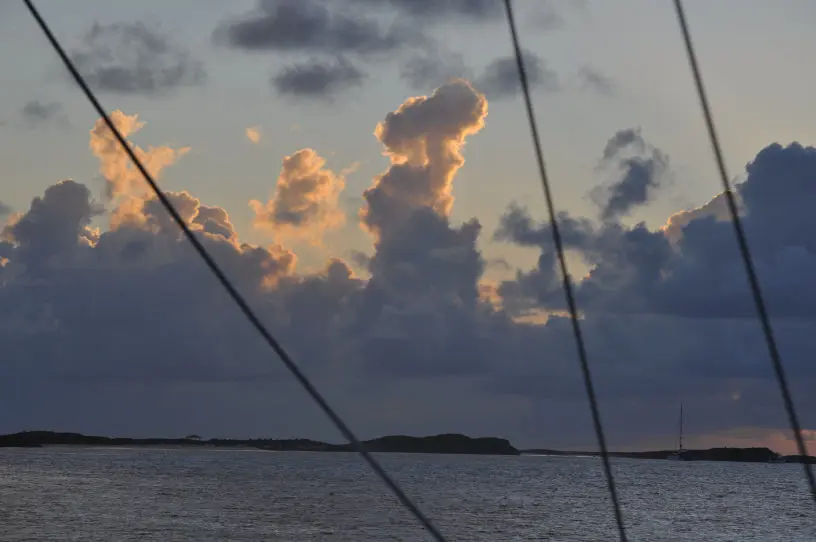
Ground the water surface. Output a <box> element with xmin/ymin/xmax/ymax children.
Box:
<box><xmin>1</xmin><ymin>447</ymin><xmax>813</xmax><ymax>541</ymax></box>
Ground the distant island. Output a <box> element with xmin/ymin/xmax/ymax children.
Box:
<box><xmin>3</xmin><ymin>431</ymin><xmax>813</xmax><ymax>463</ymax></box>
<box><xmin>522</xmin><ymin>447</ymin><xmax>816</xmax><ymax>464</ymax></box>
<box><xmin>0</xmin><ymin>431</ymin><xmax>520</xmax><ymax>456</ymax></box>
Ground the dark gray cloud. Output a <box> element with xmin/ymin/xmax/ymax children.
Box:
<box><xmin>577</xmin><ymin>66</ymin><xmax>617</xmax><ymax>96</ymax></box>
<box><xmin>71</xmin><ymin>22</ymin><xmax>206</xmax><ymax>95</ymax></box>
<box><xmin>273</xmin><ymin>57</ymin><xmax>365</xmax><ymax>100</ymax></box>
<box><xmin>21</xmin><ymin>100</ymin><xmax>67</xmax><ymax>127</ymax></box>
<box><xmin>474</xmin><ymin>51</ymin><xmax>560</xmax><ymax>99</ymax></box>
<box><xmin>215</xmin><ymin>1</ymin><xmax>572</xmax><ymax>101</ymax></box>
<box><xmin>492</xmin><ymin>139</ymin><xmax>816</xmax><ymax>445</ymax></box>
<box><xmin>346</xmin><ymin>0</ymin><xmax>579</xmax><ymax>28</ymax></box>
<box><xmin>0</xmin><ymin>201</ymin><xmax>10</xmax><ymax>216</ymax></box>
<box><xmin>2</xmin><ymin>180</ymin><xmax>103</xmax><ymax>274</ymax></box>
<box><xmin>498</xmin><ymin>138</ymin><xmax>816</xmax><ymax>324</ymax></box>
<box><xmin>3</xmin><ymin>86</ymin><xmax>814</xmax><ymax>450</ymax></box>
<box><xmin>602</xmin><ymin>128</ymin><xmax>646</xmax><ymax>160</ymax></box>
<box><xmin>400</xmin><ymin>51</ymin><xmax>472</xmax><ymax>90</ymax></box>
<box><xmin>401</xmin><ymin>50</ymin><xmax>559</xmax><ymax>101</ymax></box>
<box><xmin>214</xmin><ymin>0</ymin><xmax>421</xmax><ymax>99</ymax></box>
<box><xmin>215</xmin><ymin>0</ymin><xmax>417</xmax><ymax>54</ymax></box>
<box><xmin>593</xmin><ymin>128</ymin><xmax>669</xmax><ymax>221</ymax></box>
<box><xmin>344</xmin><ymin>0</ymin><xmax>502</xmax><ymax>21</ymax></box>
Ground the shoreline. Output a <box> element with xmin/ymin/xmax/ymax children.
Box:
<box><xmin>0</xmin><ymin>431</ymin><xmax>521</xmax><ymax>456</ymax></box>
<box><xmin>521</xmin><ymin>447</ymin><xmax>816</xmax><ymax>464</ymax></box>
<box><xmin>3</xmin><ymin>431</ymin><xmax>813</xmax><ymax>463</ymax></box>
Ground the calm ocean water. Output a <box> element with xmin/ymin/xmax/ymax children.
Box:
<box><xmin>1</xmin><ymin>447</ymin><xmax>813</xmax><ymax>541</ymax></box>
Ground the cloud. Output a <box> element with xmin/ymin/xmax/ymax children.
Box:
<box><xmin>1</xmin><ymin>180</ymin><xmax>102</xmax><ymax>274</ymax></box>
<box><xmin>214</xmin><ymin>1</ymin><xmax>573</xmax><ymax>102</ymax></box>
<box><xmin>498</xmin><ymin>138</ymin><xmax>816</xmax><ymax>324</ymax></box>
<box><xmin>21</xmin><ymin>100</ymin><xmax>68</xmax><ymax>127</ymax></box>
<box><xmin>577</xmin><ymin>66</ymin><xmax>617</xmax><ymax>96</ymax></box>
<box><xmin>245</xmin><ymin>126</ymin><xmax>262</xmax><ymax>144</ymax></box>
<box><xmin>71</xmin><ymin>21</ymin><xmax>206</xmax><ymax>95</ymax></box>
<box><xmin>400</xmin><ymin>50</ymin><xmax>563</xmax><ymax>101</ymax></box>
<box><xmin>250</xmin><ymin>148</ymin><xmax>346</xmax><ymax>243</ymax></box>
<box><xmin>214</xmin><ymin>1</ymin><xmax>413</xmax><ymax>54</ymax></box>
<box><xmin>345</xmin><ymin>0</ymin><xmax>579</xmax><ymax>27</ymax></box>
<box><xmin>400</xmin><ymin>50</ymin><xmax>475</xmax><ymax>91</ymax></box>
<box><xmin>2</xmin><ymin>87</ymin><xmax>816</xmax><ymax>452</ymax></box>
<box><xmin>88</xmin><ymin>110</ymin><xmax>190</xmax><ymax>228</ymax></box>
<box><xmin>474</xmin><ymin>51</ymin><xmax>560</xmax><ymax>99</ymax></box>
<box><xmin>345</xmin><ymin>0</ymin><xmax>503</xmax><ymax>21</ymax></box>
<box><xmin>360</xmin><ymin>79</ymin><xmax>488</xmax><ymax>239</ymax></box>
<box><xmin>273</xmin><ymin>57</ymin><xmax>366</xmax><ymax>100</ymax></box>
<box><xmin>213</xmin><ymin>0</ymin><xmax>421</xmax><ymax>102</ymax></box>
<box><xmin>662</xmin><ymin>191</ymin><xmax>735</xmax><ymax>244</ymax></box>
<box><xmin>592</xmin><ymin>128</ymin><xmax>670</xmax><ymax>221</ymax></box>
<box><xmin>0</xmin><ymin>201</ymin><xmax>11</xmax><ymax>217</ymax></box>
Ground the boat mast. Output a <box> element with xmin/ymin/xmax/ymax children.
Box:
<box><xmin>678</xmin><ymin>402</ymin><xmax>684</xmax><ymax>451</ymax></box>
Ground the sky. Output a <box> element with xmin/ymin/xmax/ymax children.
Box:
<box><xmin>1</xmin><ymin>0</ymin><xmax>816</xmax><ymax>454</ymax></box>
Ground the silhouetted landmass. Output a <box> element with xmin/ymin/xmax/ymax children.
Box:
<box><xmin>4</xmin><ymin>432</ymin><xmax>810</xmax><ymax>462</ymax></box>
<box><xmin>779</xmin><ymin>455</ymin><xmax>816</xmax><ymax>465</ymax></box>
<box><xmin>325</xmin><ymin>434</ymin><xmax>519</xmax><ymax>455</ymax></box>
<box><xmin>522</xmin><ymin>447</ymin><xmax>816</xmax><ymax>463</ymax></box>
<box><xmin>0</xmin><ymin>431</ymin><xmax>519</xmax><ymax>456</ymax></box>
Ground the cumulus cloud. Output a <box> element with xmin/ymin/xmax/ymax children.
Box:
<box><xmin>361</xmin><ymin>79</ymin><xmax>488</xmax><ymax>239</ymax></box>
<box><xmin>498</xmin><ymin>137</ymin><xmax>816</xmax><ymax>324</ymax></box>
<box><xmin>1</xmin><ymin>84</ymin><xmax>815</xmax><ymax>452</ymax></box>
<box><xmin>662</xmin><ymin>191</ymin><xmax>735</xmax><ymax>244</ymax></box>
<box><xmin>1</xmin><ymin>180</ymin><xmax>102</xmax><ymax>274</ymax></box>
<box><xmin>245</xmin><ymin>126</ymin><xmax>262</xmax><ymax>144</ymax></box>
<box><xmin>88</xmin><ymin>110</ymin><xmax>190</xmax><ymax>228</ymax></box>
<box><xmin>71</xmin><ymin>21</ymin><xmax>206</xmax><ymax>95</ymax></box>
<box><xmin>492</xmin><ymin>136</ymin><xmax>816</xmax><ymax>445</ymax></box>
<box><xmin>250</xmin><ymin>148</ymin><xmax>346</xmax><ymax>243</ymax></box>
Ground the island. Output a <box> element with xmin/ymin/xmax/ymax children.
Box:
<box><xmin>522</xmin><ymin>447</ymin><xmax>816</xmax><ymax>464</ymax></box>
<box><xmin>0</xmin><ymin>431</ymin><xmax>520</xmax><ymax>456</ymax></box>
<box><xmin>3</xmin><ymin>431</ymin><xmax>813</xmax><ymax>463</ymax></box>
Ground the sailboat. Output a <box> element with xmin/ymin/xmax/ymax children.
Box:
<box><xmin>667</xmin><ymin>403</ymin><xmax>686</xmax><ymax>461</ymax></box>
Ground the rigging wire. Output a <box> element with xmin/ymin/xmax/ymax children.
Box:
<box><xmin>671</xmin><ymin>0</ymin><xmax>816</xmax><ymax>502</ymax></box>
<box><xmin>21</xmin><ymin>1</ymin><xmax>449</xmax><ymax>538</ymax></box>
<box><xmin>502</xmin><ymin>1</ymin><xmax>628</xmax><ymax>540</ymax></box>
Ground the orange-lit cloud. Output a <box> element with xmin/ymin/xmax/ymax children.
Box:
<box><xmin>245</xmin><ymin>126</ymin><xmax>262</xmax><ymax>144</ymax></box>
<box><xmin>360</xmin><ymin>79</ymin><xmax>488</xmax><ymax>240</ymax></box>
<box><xmin>249</xmin><ymin>148</ymin><xmax>345</xmax><ymax>244</ymax></box>
<box><xmin>85</xmin><ymin>110</ymin><xmax>297</xmax><ymax>287</ymax></box>
<box><xmin>661</xmin><ymin>191</ymin><xmax>739</xmax><ymax>244</ymax></box>
<box><xmin>89</xmin><ymin>110</ymin><xmax>190</xmax><ymax>229</ymax></box>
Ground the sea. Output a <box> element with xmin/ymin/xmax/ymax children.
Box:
<box><xmin>1</xmin><ymin>447</ymin><xmax>814</xmax><ymax>541</ymax></box>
